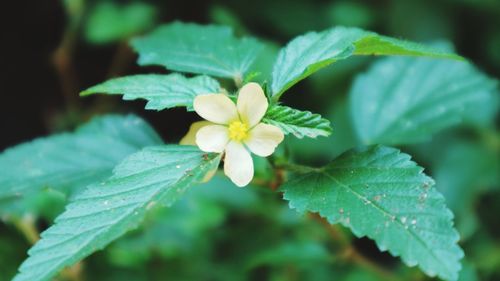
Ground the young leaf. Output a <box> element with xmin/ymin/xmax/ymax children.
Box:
<box><xmin>281</xmin><ymin>146</ymin><xmax>463</xmax><ymax>281</ymax></box>
<box><xmin>262</xmin><ymin>105</ymin><xmax>332</xmax><ymax>138</ymax></box>
<box><xmin>350</xmin><ymin>56</ymin><xmax>498</xmax><ymax>145</ymax></box>
<box><xmin>0</xmin><ymin>115</ymin><xmax>162</xmax><ymax>204</ymax></box>
<box><xmin>270</xmin><ymin>26</ymin><xmax>462</xmax><ymax>99</ymax></box>
<box><xmin>81</xmin><ymin>74</ymin><xmax>220</xmax><ymax>111</ymax></box>
<box><xmin>131</xmin><ymin>22</ymin><xmax>264</xmax><ymax>80</ymax></box>
<box><xmin>13</xmin><ymin>146</ymin><xmax>221</xmax><ymax>281</ymax></box>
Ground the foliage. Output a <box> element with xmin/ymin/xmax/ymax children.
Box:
<box><xmin>131</xmin><ymin>22</ymin><xmax>264</xmax><ymax>81</ymax></box>
<box><xmin>84</xmin><ymin>2</ymin><xmax>157</xmax><ymax>44</ymax></box>
<box><xmin>81</xmin><ymin>74</ymin><xmax>221</xmax><ymax>111</ymax></box>
<box><xmin>14</xmin><ymin>146</ymin><xmax>221</xmax><ymax>281</ymax></box>
<box><xmin>282</xmin><ymin>146</ymin><xmax>463</xmax><ymax>281</ymax></box>
<box><xmin>2</xmin><ymin>2</ymin><xmax>500</xmax><ymax>281</ymax></box>
<box><xmin>270</xmin><ymin>26</ymin><xmax>463</xmax><ymax>100</ymax></box>
<box><xmin>0</xmin><ymin>115</ymin><xmax>162</xmax><ymax>218</ymax></box>
<box><xmin>350</xmin><ymin>56</ymin><xmax>498</xmax><ymax>145</ymax></box>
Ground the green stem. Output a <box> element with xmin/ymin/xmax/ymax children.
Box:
<box><xmin>10</xmin><ymin>215</ymin><xmax>39</xmax><ymax>244</ymax></box>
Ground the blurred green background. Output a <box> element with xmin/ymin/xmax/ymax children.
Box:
<box><xmin>1</xmin><ymin>0</ymin><xmax>499</xmax><ymax>280</ymax></box>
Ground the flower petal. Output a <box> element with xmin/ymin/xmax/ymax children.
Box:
<box><xmin>180</xmin><ymin>121</ymin><xmax>213</xmax><ymax>146</ymax></box>
<box><xmin>224</xmin><ymin>141</ymin><xmax>254</xmax><ymax>187</ymax></box>
<box><xmin>194</xmin><ymin>94</ymin><xmax>238</xmax><ymax>124</ymax></box>
<box><xmin>196</xmin><ymin>125</ymin><xmax>229</xmax><ymax>153</ymax></box>
<box><xmin>237</xmin><ymin>82</ymin><xmax>268</xmax><ymax>127</ymax></box>
<box><xmin>245</xmin><ymin>123</ymin><xmax>284</xmax><ymax>157</ymax></box>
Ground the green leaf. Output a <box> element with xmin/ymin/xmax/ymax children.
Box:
<box><xmin>270</xmin><ymin>26</ymin><xmax>462</xmax><ymax>99</ymax></box>
<box><xmin>262</xmin><ymin>105</ymin><xmax>332</xmax><ymax>138</ymax></box>
<box><xmin>80</xmin><ymin>74</ymin><xmax>220</xmax><ymax>111</ymax></box>
<box><xmin>107</xmin><ymin>189</ymin><xmax>226</xmax><ymax>266</ymax></box>
<box><xmin>247</xmin><ymin>240</ymin><xmax>330</xmax><ymax>268</ymax></box>
<box><xmin>457</xmin><ymin>261</ymin><xmax>479</xmax><ymax>281</ymax></box>
<box><xmin>13</xmin><ymin>146</ymin><xmax>221</xmax><ymax>281</ymax></box>
<box><xmin>107</xmin><ymin>175</ymin><xmax>257</xmax><ymax>265</ymax></box>
<box><xmin>131</xmin><ymin>22</ymin><xmax>264</xmax><ymax>80</ymax></box>
<box><xmin>350</xmin><ymin>56</ymin><xmax>498</xmax><ymax>145</ymax></box>
<box><xmin>85</xmin><ymin>2</ymin><xmax>156</xmax><ymax>44</ymax></box>
<box><xmin>0</xmin><ymin>115</ymin><xmax>162</xmax><ymax>206</ymax></box>
<box><xmin>430</xmin><ymin>139</ymin><xmax>499</xmax><ymax>239</ymax></box>
<box><xmin>281</xmin><ymin>146</ymin><xmax>463</xmax><ymax>281</ymax></box>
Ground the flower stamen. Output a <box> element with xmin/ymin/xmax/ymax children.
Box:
<box><xmin>228</xmin><ymin>120</ymin><xmax>249</xmax><ymax>142</ymax></box>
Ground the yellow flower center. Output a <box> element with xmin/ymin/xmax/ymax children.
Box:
<box><xmin>228</xmin><ymin>120</ymin><xmax>249</xmax><ymax>142</ymax></box>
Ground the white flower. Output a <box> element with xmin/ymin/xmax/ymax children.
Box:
<box><xmin>185</xmin><ymin>82</ymin><xmax>284</xmax><ymax>187</ymax></box>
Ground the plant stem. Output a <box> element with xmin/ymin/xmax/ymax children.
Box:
<box><xmin>107</xmin><ymin>40</ymin><xmax>135</xmax><ymax>78</ymax></box>
<box><xmin>270</xmin><ymin>168</ymin><xmax>285</xmax><ymax>191</ymax></box>
<box><xmin>59</xmin><ymin>262</ymin><xmax>84</xmax><ymax>281</ymax></box>
<box><xmin>10</xmin><ymin>215</ymin><xmax>84</xmax><ymax>281</ymax></box>
<box><xmin>53</xmin><ymin>31</ymin><xmax>80</xmax><ymax>107</ymax></box>
<box><xmin>52</xmin><ymin>0</ymin><xmax>86</xmax><ymax>108</ymax></box>
<box><xmin>309</xmin><ymin>214</ymin><xmax>401</xmax><ymax>281</ymax></box>
<box><xmin>10</xmin><ymin>215</ymin><xmax>39</xmax><ymax>244</ymax></box>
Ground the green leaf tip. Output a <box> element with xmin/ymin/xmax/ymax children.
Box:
<box><xmin>353</xmin><ymin>35</ymin><xmax>465</xmax><ymax>61</ymax></box>
<box><xmin>80</xmin><ymin>74</ymin><xmax>221</xmax><ymax>111</ymax></box>
<box><xmin>270</xmin><ymin>26</ymin><xmax>464</xmax><ymax>100</ymax></box>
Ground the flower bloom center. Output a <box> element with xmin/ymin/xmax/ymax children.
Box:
<box><xmin>228</xmin><ymin>120</ymin><xmax>249</xmax><ymax>142</ymax></box>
